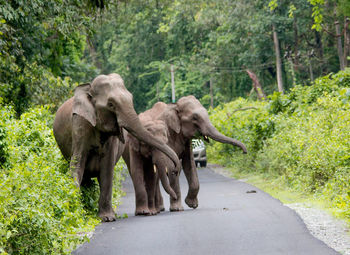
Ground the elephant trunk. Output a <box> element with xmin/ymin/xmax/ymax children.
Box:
<box><xmin>204</xmin><ymin>123</ymin><xmax>247</xmax><ymax>154</ymax></box>
<box><xmin>119</xmin><ymin>111</ymin><xmax>181</xmax><ymax>170</ymax></box>
<box><xmin>153</xmin><ymin>161</ymin><xmax>177</xmax><ymax>200</ymax></box>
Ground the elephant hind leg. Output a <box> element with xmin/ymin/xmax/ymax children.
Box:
<box><xmin>130</xmin><ymin>150</ymin><xmax>151</xmax><ymax>216</ymax></box>
<box><xmin>155</xmin><ymin>182</ymin><xmax>165</xmax><ymax>213</ymax></box>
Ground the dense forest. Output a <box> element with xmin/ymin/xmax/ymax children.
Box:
<box><xmin>1</xmin><ymin>0</ymin><xmax>350</xmax><ymax>114</ymax></box>
<box><xmin>0</xmin><ymin>0</ymin><xmax>350</xmax><ymax>254</ymax></box>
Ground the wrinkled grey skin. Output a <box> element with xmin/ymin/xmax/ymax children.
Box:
<box><xmin>53</xmin><ymin>73</ymin><xmax>180</xmax><ymax>222</ymax></box>
<box><xmin>125</xmin><ymin>119</ymin><xmax>179</xmax><ymax>216</ymax></box>
<box><xmin>145</xmin><ymin>96</ymin><xmax>247</xmax><ymax>211</ymax></box>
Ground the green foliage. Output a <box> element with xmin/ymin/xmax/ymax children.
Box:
<box><xmin>208</xmin><ymin>69</ymin><xmax>350</xmax><ymax>221</ymax></box>
<box><xmin>0</xmin><ymin>0</ymin><xmax>98</xmax><ymax>114</ymax></box>
<box><xmin>0</xmin><ymin>106</ymin><xmax>102</xmax><ymax>254</ymax></box>
<box><xmin>85</xmin><ymin>0</ymin><xmax>349</xmax><ymax>112</ymax></box>
<box><xmin>0</xmin><ymin>61</ymin><xmax>77</xmax><ymax>114</ymax></box>
<box><xmin>81</xmin><ymin>161</ymin><xmax>126</xmax><ymax>215</ymax></box>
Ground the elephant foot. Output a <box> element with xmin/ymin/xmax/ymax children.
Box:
<box><xmin>170</xmin><ymin>199</ymin><xmax>184</xmax><ymax>211</ymax></box>
<box><xmin>149</xmin><ymin>208</ymin><xmax>158</xmax><ymax>215</ymax></box>
<box><xmin>170</xmin><ymin>204</ymin><xmax>184</xmax><ymax>212</ymax></box>
<box><xmin>135</xmin><ymin>207</ymin><xmax>151</xmax><ymax>216</ymax></box>
<box><xmin>156</xmin><ymin>204</ymin><xmax>165</xmax><ymax>213</ymax></box>
<box><xmin>185</xmin><ymin>196</ymin><xmax>198</xmax><ymax>209</ymax></box>
<box><xmin>98</xmin><ymin>210</ymin><xmax>116</xmax><ymax>222</ymax></box>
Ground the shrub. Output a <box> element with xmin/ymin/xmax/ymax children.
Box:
<box><xmin>0</xmin><ymin>106</ymin><xmax>100</xmax><ymax>254</ymax></box>
<box><xmin>207</xmin><ymin>68</ymin><xmax>350</xmax><ymax>221</ymax></box>
<box><xmin>208</xmin><ymin>98</ymin><xmax>272</xmax><ymax>168</ymax></box>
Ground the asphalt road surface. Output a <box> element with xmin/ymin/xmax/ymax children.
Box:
<box><xmin>74</xmin><ymin>167</ymin><xmax>338</xmax><ymax>255</ymax></box>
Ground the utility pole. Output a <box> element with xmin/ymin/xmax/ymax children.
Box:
<box><xmin>171</xmin><ymin>64</ymin><xmax>175</xmax><ymax>103</ymax></box>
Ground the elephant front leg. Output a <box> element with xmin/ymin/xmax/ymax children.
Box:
<box><xmin>129</xmin><ymin>150</ymin><xmax>151</xmax><ymax>216</ymax></box>
<box><xmin>182</xmin><ymin>142</ymin><xmax>199</xmax><ymax>209</ymax></box>
<box><xmin>70</xmin><ymin>152</ymin><xmax>87</xmax><ymax>188</ymax></box>
<box><xmin>97</xmin><ymin>149</ymin><xmax>117</xmax><ymax>222</ymax></box>
<box><xmin>70</xmin><ymin>116</ymin><xmax>91</xmax><ymax>187</ymax></box>
<box><xmin>98</xmin><ymin>138</ymin><xmax>117</xmax><ymax>222</ymax></box>
<box><xmin>169</xmin><ymin>170</ymin><xmax>184</xmax><ymax>211</ymax></box>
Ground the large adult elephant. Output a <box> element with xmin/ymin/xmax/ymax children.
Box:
<box><xmin>53</xmin><ymin>73</ymin><xmax>180</xmax><ymax>222</ymax></box>
<box><xmin>147</xmin><ymin>96</ymin><xmax>247</xmax><ymax>211</ymax></box>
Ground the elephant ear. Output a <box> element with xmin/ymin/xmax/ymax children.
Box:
<box><xmin>72</xmin><ymin>83</ymin><xmax>96</xmax><ymax>127</ymax></box>
<box><xmin>163</xmin><ymin>105</ymin><xmax>181</xmax><ymax>134</ymax></box>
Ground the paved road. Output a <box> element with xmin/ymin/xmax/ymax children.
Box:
<box><xmin>74</xmin><ymin>167</ymin><xmax>338</xmax><ymax>255</ymax></box>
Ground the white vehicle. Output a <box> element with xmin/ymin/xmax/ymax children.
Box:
<box><xmin>192</xmin><ymin>139</ymin><xmax>207</xmax><ymax>167</ymax></box>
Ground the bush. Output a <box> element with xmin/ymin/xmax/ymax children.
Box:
<box><xmin>207</xmin><ymin>68</ymin><xmax>350</xmax><ymax>221</ymax></box>
<box><xmin>207</xmin><ymin>98</ymin><xmax>272</xmax><ymax>168</ymax></box>
<box><xmin>0</xmin><ymin>106</ymin><xmax>101</xmax><ymax>254</ymax></box>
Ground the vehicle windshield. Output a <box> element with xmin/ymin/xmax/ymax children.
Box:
<box><xmin>192</xmin><ymin>139</ymin><xmax>205</xmax><ymax>149</ymax></box>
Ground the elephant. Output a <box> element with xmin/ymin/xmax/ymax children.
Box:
<box><xmin>126</xmin><ymin>118</ymin><xmax>179</xmax><ymax>215</ymax></box>
<box><xmin>143</xmin><ymin>96</ymin><xmax>247</xmax><ymax>211</ymax></box>
<box><xmin>53</xmin><ymin>73</ymin><xmax>180</xmax><ymax>222</ymax></box>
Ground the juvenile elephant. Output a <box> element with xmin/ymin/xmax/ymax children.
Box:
<box><xmin>147</xmin><ymin>96</ymin><xmax>247</xmax><ymax>211</ymax></box>
<box><xmin>53</xmin><ymin>73</ymin><xmax>180</xmax><ymax>222</ymax></box>
<box><xmin>126</xmin><ymin>118</ymin><xmax>178</xmax><ymax>215</ymax></box>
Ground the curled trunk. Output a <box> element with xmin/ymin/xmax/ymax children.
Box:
<box><xmin>153</xmin><ymin>152</ymin><xmax>177</xmax><ymax>200</ymax></box>
<box><xmin>204</xmin><ymin>123</ymin><xmax>247</xmax><ymax>154</ymax></box>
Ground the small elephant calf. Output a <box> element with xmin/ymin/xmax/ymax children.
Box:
<box><xmin>126</xmin><ymin>119</ymin><xmax>179</xmax><ymax>215</ymax></box>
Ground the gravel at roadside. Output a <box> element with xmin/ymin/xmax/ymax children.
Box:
<box><xmin>286</xmin><ymin>203</ymin><xmax>350</xmax><ymax>255</ymax></box>
<box><xmin>208</xmin><ymin>164</ymin><xmax>350</xmax><ymax>255</ymax></box>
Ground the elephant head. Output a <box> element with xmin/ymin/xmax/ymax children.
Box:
<box><xmin>129</xmin><ymin>119</ymin><xmax>178</xmax><ymax>200</ymax></box>
<box><xmin>164</xmin><ymin>95</ymin><xmax>247</xmax><ymax>153</ymax></box>
<box><xmin>72</xmin><ymin>73</ymin><xmax>181</xmax><ymax>169</ymax></box>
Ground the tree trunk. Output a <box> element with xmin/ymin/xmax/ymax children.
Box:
<box><xmin>293</xmin><ymin>16</ymin><xmax>299</xmax><ymax>69</ymax></box>
<box><xmin>308</xmin><ymin>54</ymin><xmax>314</xmax><ymax>81</ymax></box>
<box><xmin>344</xmin><ymin>17</ymin><xmax>350</xmax><ymax>68</ymax></box>
<box><xmin>335</xmin><ymin>19</ymin><xmax>345</xmax><ymax>70</ymax></box>
<box><xmin>334</xmin><ymin>6</ymin><xmax>345</xmax><ymax>71</ymax></box>
<box><xmin>246</xmin><ymin>70</ymin><xmax>266</xmax><ymax>100</ymax></box>
<box><xmin>288</xmin><ymin>58</ymin><xmax>297</xmax><ymax>86</ymax></box>
<box><xmin>315</xmin><ymin>30</ymin><xmax>325</xmax><ymax>74</ymax></box>
<box><xmin>87</xmin><ymin>37</ymin><xmax>101</xmax><ymax>69</ymax></box>
<box><xmin>209</xmin><ymin>78</ymin><xmax>214</xmax><ymax>108</ymax></box>
<box><xmin>272</xmin><ymin>24</ymin><xmax>284</xmax><ymax>93</ymax></box>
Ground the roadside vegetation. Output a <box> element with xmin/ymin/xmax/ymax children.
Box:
<box><xmin>208</xmin><ymin>68</ymin><xmax>350</xmax><ymax>222</ymax></box>
<box><xmin>0</xmin><ymin>104</ymin><xmax>125</xmax><ymax>254</ymax></box>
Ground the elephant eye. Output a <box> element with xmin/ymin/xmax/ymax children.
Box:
<box><xmin>193</xmin><ymin>113</ymin><xmax>199</xmax><ymax>120</ymax></box>
<box><xmin>107</xmin><ymin>101</ymin><xmax>115</xmax><ymax>109</ymax></box>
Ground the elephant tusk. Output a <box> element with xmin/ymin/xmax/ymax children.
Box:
<box><xmin>165</xmin><ymin>166</ymin><xmax>168</xmax><ymax>174</ymax></box>
<box><xmin>153</xmin><ymin>164</ymin><xmax>157</xmax><ymax>174</ymax></box>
